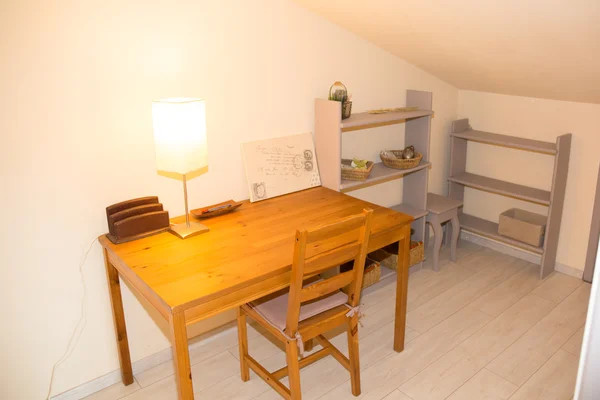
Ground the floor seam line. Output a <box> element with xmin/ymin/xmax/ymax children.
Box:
<box><xmin>408</xmin><ymin>257</ymin><xmax>523</xmax><ymax>335</ymax></box>
<box><xmin>484</xmin><ymin>292</ymin><xmax>562</xmax><ymax>375</ymax></box>
<box><xmin>404</xmin><ymin>266</ymin><xmax>493</xmax><ymax>333</ymax></box>
<box><xmin>395</xmin><ymin>310</ymin><xmax>493</xmax><ymax>394</ymax></box>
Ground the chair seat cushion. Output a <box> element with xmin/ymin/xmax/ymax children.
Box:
<box><xmin>250</xmin><ymin>283</ymin><xmax>348</xmax><ymax>331</ymax></box>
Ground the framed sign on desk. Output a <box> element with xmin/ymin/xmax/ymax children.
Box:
<box><xmin>241</xmin><ymin>133</ymin><xmax>321</xmax><ymax>202</ymax></box>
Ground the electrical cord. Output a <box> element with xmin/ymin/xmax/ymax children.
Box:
<box><xmin>45</xmin><ymin>237</ymin><xmax>97</xmax><ymax>400</ymax></box>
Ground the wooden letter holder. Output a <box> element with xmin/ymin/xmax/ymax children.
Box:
<box><xmin>106</xmin><ymin>196</ymin><xmax>170</xmax><ymax>244</ymax></box>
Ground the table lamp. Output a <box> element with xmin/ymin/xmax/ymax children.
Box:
<box><xmin>152</xmin><ymin>98</ymin><xmax>209</xmax><ymax>239</ymax></box>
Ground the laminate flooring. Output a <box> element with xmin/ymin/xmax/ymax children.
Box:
<box><xmin>85</xmin><ymin>241</ymin><xmax>589</xmax><ymax>400</ymax></box>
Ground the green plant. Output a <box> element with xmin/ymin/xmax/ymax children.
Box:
<box><xmin>328</xmin><ymin>89</ymin><xmax>347</xmax><ymax>103</ymax></box>
<box><xmin>352</xmin><ymin>158</ymin><xmax>368</xmax><ymax>169</ymax></box>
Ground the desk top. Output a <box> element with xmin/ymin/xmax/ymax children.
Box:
<box><xmin>99</xmin><ymin>187</ymin><xmax>413</xmax><ymax>313</ymax></box>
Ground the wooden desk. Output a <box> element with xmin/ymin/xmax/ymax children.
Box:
<box><xmin>99</xmin><ymin>187</ymin><xmax>413</xmax><ymax>399</ymax></box>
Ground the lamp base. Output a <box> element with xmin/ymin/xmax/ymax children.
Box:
<box><xmin>169</xmin><ymin>221</ymin><xmax>209</xmax><ymax>239</ymax></box>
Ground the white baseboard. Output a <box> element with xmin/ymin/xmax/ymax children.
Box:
<box><xmin>461</xmin><ymin>231</ymin><xmax>583</xmax><ymax>279</ymax></box>
<box><xmin>555</xmin><ymin>262</ymin><xmax>584</xmax><ymax>279</ymax></box>
<box><xmin>51</xmin><ymin>346</ymin><xmax>172</xmax><ymax>400</ymax></box>
<box><xmin>51</xmin><ymin>324</ymin><xmax>238</xmax><ymax>400</ymax></box>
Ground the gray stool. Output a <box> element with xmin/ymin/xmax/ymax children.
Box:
<box><xmin>425</xmin><ymin>193</ymin><xmax>463</xmax><ymax>271</ymax></box>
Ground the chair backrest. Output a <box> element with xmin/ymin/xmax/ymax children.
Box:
<box><xmin>285</xmin><ymin>208</ymin><xmax>374</xmax><ymax>336</ymax></box>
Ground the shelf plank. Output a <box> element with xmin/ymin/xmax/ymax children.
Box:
<box><xmin>389</xmin><ymin>203</ymin><xmax>428</xmax><ymax>219</ymax></box>
<box><xmin>451</xmin><ymin>130</ymin><xmax>556</xmax><ymax>155</ymax></box>
<box><xmin>341</xmin><ymin>162</ymin><xmax>431</xmax><ymax>193</ymax></box>
<box><xmin>340</xmin><ymin>109</ymin><xmax>433</xmax><ymax>131</ymax></box>
<box><xmin>459</xmin><ymin>213</ymin><xmax>544</xmax><ymax>255</ymax></box>
<box><xmin>449</xmin><ymin>172</ymin><xmax>551</xmax><ymax>205</ymax></box>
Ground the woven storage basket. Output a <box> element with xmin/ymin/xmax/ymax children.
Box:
<box><xmin>409</xmin><ymin>241</ymin><xmax>424</xmax><ymax>267</ymax></box>
<box><xmin>340</xmin><ymin>258</ymin><xmax>381</xmax><ymax>289</ymax></box>
<box><xmin>380</xmin><ymin>151</ymin><xmax>423</xmax><ymax>170</ymax></box>
<box><xmin>342</xmin><ymin>101</ymin><xmax>353</xmax><ymax>120</ymax></box>
<box><xmin>361</xmin><ymin>259</ymin><xmax>381</xmax><ymax>288</ymax></box>
<box><xmin>369</xmin><ymin>241</ymin><xmax>424</xmax><ymax>270</ymax></box>
<box><xmin>341</xmin><ymin>159</ymin><xmax>374</xmax><ymax>181</ymax></box>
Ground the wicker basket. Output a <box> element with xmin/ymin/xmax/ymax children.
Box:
<box><xmin>409</xmin><ymin>241</ymin><xmax>425</xmax><ymax>267</ymax></box>
<box><xmin>342</xmin><ymin>101</ymin><xmax>352</xmax><ymax>119</ymax></box>
<box><xmin>341</xmin><ymin>159</ymin><xmax>374</xmax><ymax>181</ymax></box>
<box><xmin>380</xmin><ymin>151</ymin><xmax>423</xmax><ymax>170</ymax></box>
<box><xmin>340</xmin><ymin>257</ymin><xmax>381</xmax><ymax>289</ymax></box>
<box><xmin>362</xmin><ymin>259</ymin><xmax>381</xmax><ymax>288</ymax></box>
<box><xmin>369</xmin><ymin>241</ymin><xmax>424</xmax><ymax>270</ymax></box>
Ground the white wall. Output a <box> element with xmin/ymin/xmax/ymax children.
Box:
<box><xmin>575</xmin><ymin>239</ymin><xmax>600</xmax><ymax>399</ymax></box>
<box><xmin>0</xmin><ymin>0</ymin><xmax>458</xmax><ymax>397</ymax></box>
<box><xmin>458</xmin><ymin>91</ymin><xmax>600</xmax><ymax>273</ymax></box>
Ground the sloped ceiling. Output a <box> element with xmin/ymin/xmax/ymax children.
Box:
<box><xmin>293</xmin><ymin>0</ymin><xmax>600</xmax><ymax>104</ymax></box>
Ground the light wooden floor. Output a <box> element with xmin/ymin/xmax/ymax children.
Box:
<box><xmin>86</xmin><ymin>241</ymin><xmax>590</xmax><ymax>400</ymax></box>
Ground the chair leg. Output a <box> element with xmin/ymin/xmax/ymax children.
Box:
<box><xmin>285</xmin><ymin>340</ymin><xmax>302</xmax><ymax>399</ymax></box>
<box><xmin>347</xmin><ymin>315</ymin><xmax>361</xmax><ymax>396</ymax></box>
<box><xmin>236</xmin><ymin>307</ymin><xmax>250</xmax><ymax>382</ymax></box>
<box><xmin>450</xmin><ymin>214</ymin><xmax>460</xmax><ymax>262</ymax></box>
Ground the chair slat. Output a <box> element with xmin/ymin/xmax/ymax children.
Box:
<box><xmin>303</xmin><ymin>242</ymin><xmax>361</xmax><ymax>276</ymax></box>
<box><xmin>246</xmin><ymin>355</ymin><xmax>291</xmax><ymax>399</ymax></box>
<box><xmin>297</xmin><ymin>305</ymin><xmax>349</xmax><ymax>341</ymax></box>
<box><xmin>300</xmin><ymin>270</ymin><xmax>354</xmax><ymax>303</ymax></box>
<box><xmin>305</xmin><ymin>229</ymin><xmax>360</xmax><ymax>259</ymax></box>
<box><xmin>316</xmin><ymin>335</ymin><xmax>351</xmax><ymax>372</ymax></box>
<box><xmin>271</xmin><ymin>347</ymin><xmax>332</xmax><ymax>380</ymax></box>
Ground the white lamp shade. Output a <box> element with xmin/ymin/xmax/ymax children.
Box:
<box><xmin>152</xmin><ymin>98</ymin><xmax>208</xmax><ymax>177</ymax></box>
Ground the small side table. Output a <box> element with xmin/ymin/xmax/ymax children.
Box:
<box><xmin>425</xmin><ymin>193</ymin><xmax>463</xmax><ymax>271</ymax></box>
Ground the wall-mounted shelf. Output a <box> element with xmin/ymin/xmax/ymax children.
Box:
<box><xmin>341</xmin><ymin>109</ymin><xmax>434</xmax><ymax>131</ymax></box>
<box><xmin>448</xmin><ymin>172</ymin><xmax>551</xmax><ymax>205</ymax></box>
<box><xmin>459</xmin><ymin>213</ymin><xmax>543</xmax><ymax>255</ymax></box>
<box><xmin>315</xmin><ymin>90</ymin><xmax>433</xmax><ymax>270</ymax></box>
<box><xmin>449</xmin><ymin>118</ymin><xmax>571</xmax><ymax>279</ymax></box>
<box><xmin>451</xmin><ymin>129</ymin><xmax>557</xmax><ymax>155</ymax></box>
<box><xmin>341</xmin><ymin>162</ymin><xmax>431</xmax><ymax>193</ymax></box>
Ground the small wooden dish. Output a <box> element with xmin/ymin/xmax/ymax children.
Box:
<box><xmin>191</xmin><ymin>200</ymin><xmax>242</xmax><ymax>219</ymax></box>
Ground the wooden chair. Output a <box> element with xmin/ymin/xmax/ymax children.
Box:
<box><xmin>236</xmin><ymin>208</ymin><xmax>374</xmax><ymax>399</ymax></box>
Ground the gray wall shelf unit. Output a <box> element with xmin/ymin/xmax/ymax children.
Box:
<box><xmin>315</xmin><ymin>90</ymin><xmax>433</xmax><ymax>269</ymax></box>
<box><xmin>448</xmin><ymin>118</ymin><xmax>572</xmax><ymax>279</ymax></box>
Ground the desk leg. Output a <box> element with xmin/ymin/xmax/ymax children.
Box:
<box><xmin>103</xmin><ymin>249</ymin><xmax>134</xmax><ymax>385</ymax></box>
<box><xmin>170</xmin><ymin>312</ymin><xmax>194</xmax><ymax>399</ymax></box>
<box><xmin>393</xmin><ymin>225</ymin><xmax>411</xmax><ymax>352</ymax></box>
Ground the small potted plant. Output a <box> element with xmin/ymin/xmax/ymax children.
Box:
<box><xmin>329</xmin><ymin>81</ymin><xmax>352</xmax><ymax>119</ymax></box>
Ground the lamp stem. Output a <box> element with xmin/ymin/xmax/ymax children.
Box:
<box><xmin>183</xmin><ymin>174</ymin><xmax>190</xmax><ymax>227</ymax></box>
